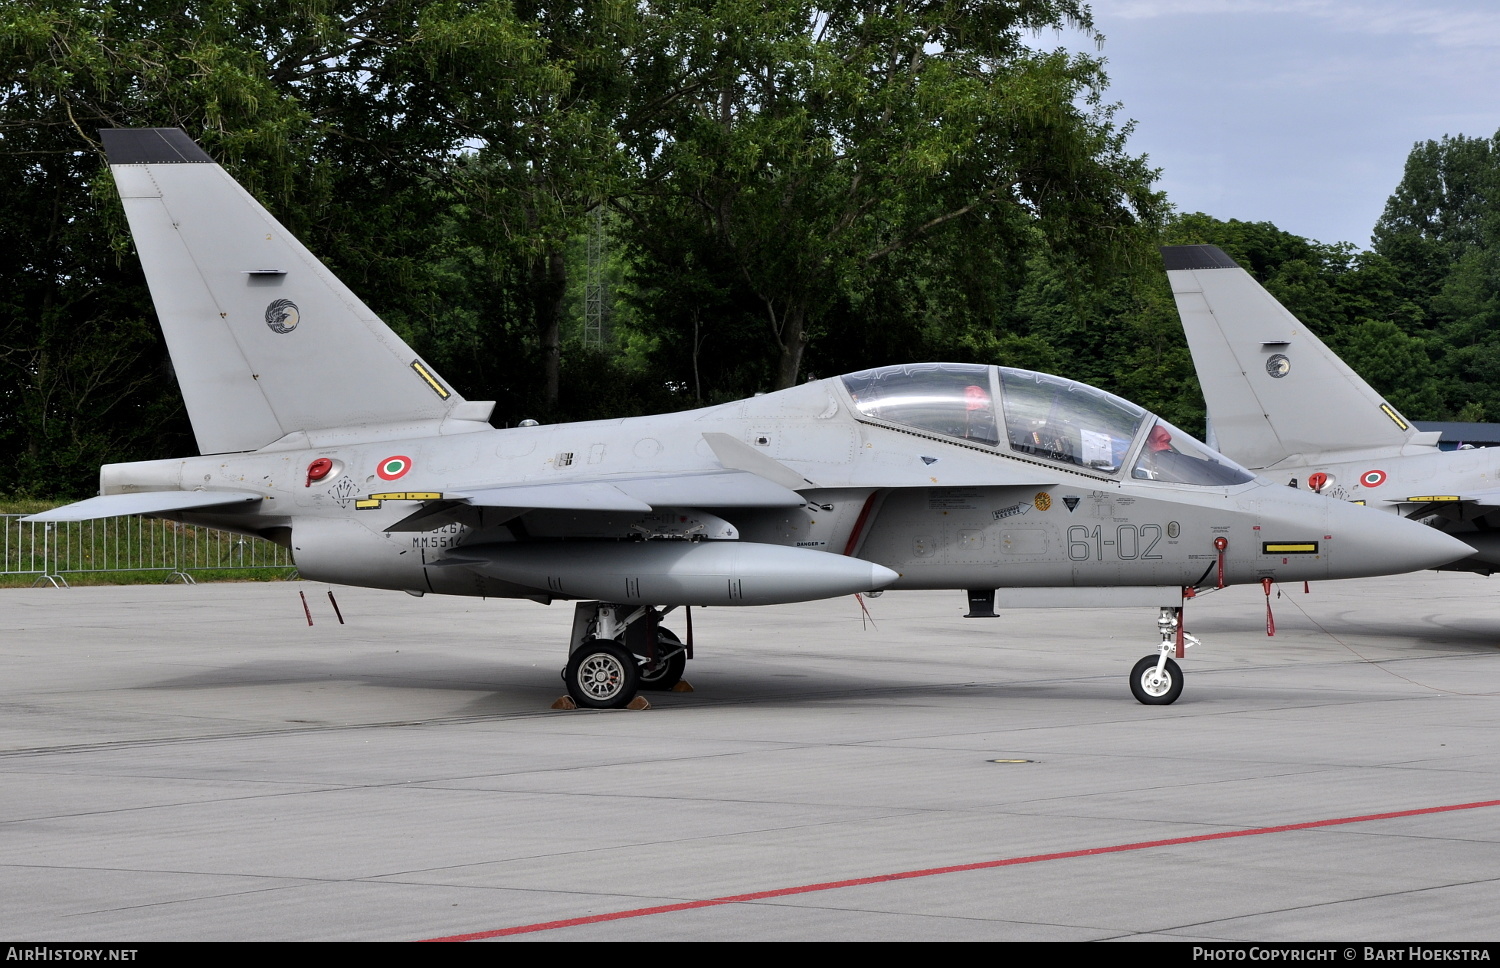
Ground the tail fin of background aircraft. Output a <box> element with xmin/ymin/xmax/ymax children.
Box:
<box><xmin>1162</xmin><ymin>244</ymin><xmax>1438</xmax><ymax>469</ymax></box>
<box><xmin>102</xmin><ymin>128</ymin><xmax>494</xmax><ymax>455</ymax></box>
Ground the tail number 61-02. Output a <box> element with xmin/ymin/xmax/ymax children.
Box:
<box><xmin>1068</xmin><ymin>524</ymin><xmax>1163</xmax><ymax>561</ymax></box>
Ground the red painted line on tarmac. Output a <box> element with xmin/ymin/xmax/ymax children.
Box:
<box><xmin>419</xmin><ymin>797</ymin><xmax>1500</xmax><ymax>941</ymax></box>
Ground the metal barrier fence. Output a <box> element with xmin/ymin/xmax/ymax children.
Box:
<box><xmin>1</xmin><ymin>514</ymin><xmax>295</xmax><ymax>586</ymax></box>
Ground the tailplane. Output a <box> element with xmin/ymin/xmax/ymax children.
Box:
<box><xmin>1162</xmin><ymin>244</ymin><xmax>1437</xmax><ymax>469</ymax></box>
<box><xmin>102</xmin><ymin>128</ymin><xmax>493</xmax><ymax>454</ymax></box>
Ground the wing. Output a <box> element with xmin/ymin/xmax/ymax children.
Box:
<box><xmin>384</xmin><ymin>469</ymin><xmax>806</xmax><ymax>532</ymax></box>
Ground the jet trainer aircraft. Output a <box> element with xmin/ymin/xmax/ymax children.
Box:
<box><xmin>29</xmin><ymin>130</ymin><xmax>1469</xmax><ymax>709</ymax></box>
<box><xmin>1164</xmin><ymin>244</ymin><xmax>1497</xmax><ymax>573</ymax></box>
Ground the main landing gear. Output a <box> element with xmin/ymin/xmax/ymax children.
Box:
<box><xmin>561</xmin><ymin>602</ymin><xmax>690</xmax><ymax>709</ymax></box>
<box><xmin>1130</xmin><ymin>606</ymin><xmax>1198</xmax><ymax>705</ymax></box>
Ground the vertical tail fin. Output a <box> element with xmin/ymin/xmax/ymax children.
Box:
<box><xmin>102</xmin><ymin>128</ymin><xmax>493</xmax><ymax>454</ymax></box>
<box><xmin>1162</xmin><ymin>244</ymin><xmax>1436</xmax><ymax>469</ymax></box>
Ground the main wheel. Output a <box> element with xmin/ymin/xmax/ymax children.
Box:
<box><xmin>565</xmin><ymin>639</ymin><xmax>640</xmax><ymax>709</ymax></box>
<box><xmin>1130</xmin><ymin>655</ymin><xmax>1183</xmax><ymax>705</ymax></box>
<box><xmin>638</xmin><ymin>629</ymin><xmax>687</xmax><ymax>691</ymax></box>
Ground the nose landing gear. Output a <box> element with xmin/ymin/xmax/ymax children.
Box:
<box><xmin>1130</xmin><ymin>606</ymin><xmax>1197</xmax><ymax>705</ymax></box>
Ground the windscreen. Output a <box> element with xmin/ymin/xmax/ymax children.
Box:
<box><xmin>1131</xmin><ymin>420</ymin><xmax>1256</xmax><ymax>486</ymax></box>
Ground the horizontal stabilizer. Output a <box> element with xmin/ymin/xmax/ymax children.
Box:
<box><xmin>1163</xmin><ymin>244</ymin><xmax>1429</xmax><ymax>468</ymax></box>
<box><xmin>25</xmin><ymin>490</ymin><xmax>263</xmax><ymax>522</ymax></box>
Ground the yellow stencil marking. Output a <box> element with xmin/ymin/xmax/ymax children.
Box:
<box><xmin>410</xmin><ymin>360</ymin><xmax>451</xmax><ymax>400</ymax></box>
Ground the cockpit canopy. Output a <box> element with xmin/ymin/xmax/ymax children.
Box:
<box><xmin>840</xmin><ymin>363</ymin><xmax>1254</xmax><ymax>487</ymax></box>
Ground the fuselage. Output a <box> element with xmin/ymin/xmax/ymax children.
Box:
<box><xmin>104</xmin><ymin>369</ymin><xmax>1468</xmax><ymax>603</ymax></box>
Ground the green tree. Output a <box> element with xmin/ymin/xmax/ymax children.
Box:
<box><xmin>0</xmin><ymin>0</ymin><xmax>595</xmax><ymax>493</ymax></box>
<box><xmin>616</xmin><ymin>0</ymin><xmax>1164</xmax><ymax>396</ymax></box>
<box><xmin>1370</xmin><ymin>131</ymin><xmax>1500</xmax><ymax>418</ymax></box>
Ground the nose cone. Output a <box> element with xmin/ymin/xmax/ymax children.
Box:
<box><xmin>1300</xmin><ymin>497</ymin><xmax>1472</xmax><ymax>579</ymax></box>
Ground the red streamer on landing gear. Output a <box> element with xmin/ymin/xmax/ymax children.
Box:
<box><xmin>1175</xmin><ymin>607</ymin><xmax>1186</xmax><ymax>659</ymax></box>
<box><xmin>1261</xmin><ymin>578</ymin><xmax>1275</xmax><ymax>636</ymax></box>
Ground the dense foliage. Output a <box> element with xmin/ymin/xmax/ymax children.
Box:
<box><xmin>2</xmin><ymin>2</ymin><xmax>1497</xmax><ymax>497</ymax></box>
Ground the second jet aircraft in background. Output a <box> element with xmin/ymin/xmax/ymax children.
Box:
<box><xmin>1165</xmin><ymin>244</ymin><xmax>1494</xmax><ymax>571</ymax></box>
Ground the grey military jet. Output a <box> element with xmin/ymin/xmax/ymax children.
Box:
<box><xmin>28</xmin><ymin>131</ymin><xmax>1470</xmax><ymax>710</ymax></box>
<box><xmin>1164</xmin><ymin>244</ymin><xmax>1497</xmax><ymax>573</ymax></box>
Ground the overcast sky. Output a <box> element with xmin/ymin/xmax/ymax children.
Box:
<box><xmin>1047</xmin><ymin>1</ymin><xmax>1500</xmax><ymax>248</ymax></box>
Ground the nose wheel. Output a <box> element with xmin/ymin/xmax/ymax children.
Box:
<box><xmin>1129</xmin><ymin>605</ymin><xmax>1195</xmax><ymax>705</ymax></box>
<box><xmin>1130</xmin><ymin>655</ymin><xmax>1183</xmax><ymax>705</ymax></box>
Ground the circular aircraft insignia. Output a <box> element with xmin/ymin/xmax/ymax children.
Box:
<box><xmin>376</xmin><ymin>455</ymin><xmax>412</xmax><ymax>481</ymax></box>
<box><xmin>1360</xmin><ymin>469</ymin><xmax>1387</xmax><ymax>488</ymax></box>
<box><xmin>1034</xmin><ymin>491</ymin><xmax>1052</xmax><ymax>512</ymax></box>
<box><xmin>265</xmin><ymin>298</ymin><xmax>300</xmax><ymax>334</ymax></box>
<box><xmin>1266</xmin><ymin>353</ymin><xmax>1290</xmax><ymax>378</ymax></box>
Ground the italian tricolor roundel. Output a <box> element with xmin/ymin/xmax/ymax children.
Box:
<box><xmin>376</xmin><ymin>455</ymin><xmax>412</xmax><ymax>480</ymax></box>
<box><xmin>1360</xmin><ymin>469</ymin><xmax>1387</xmax><ymax>487</ymax></box>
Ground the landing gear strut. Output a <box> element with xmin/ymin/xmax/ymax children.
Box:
<box><xmin>1130</xmin><ymin>606</ymin><xmax>1198</xmax><ymax>705</ymax></box>
<box><xmin>639</xmin><ymin>628</ymin><xmax>688</xmax><ymax>691</ymax></box>
<box><xmin>561</xmin><ymin>602</ymin><xmax>689</xmax><ymax>708</ymax></box>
